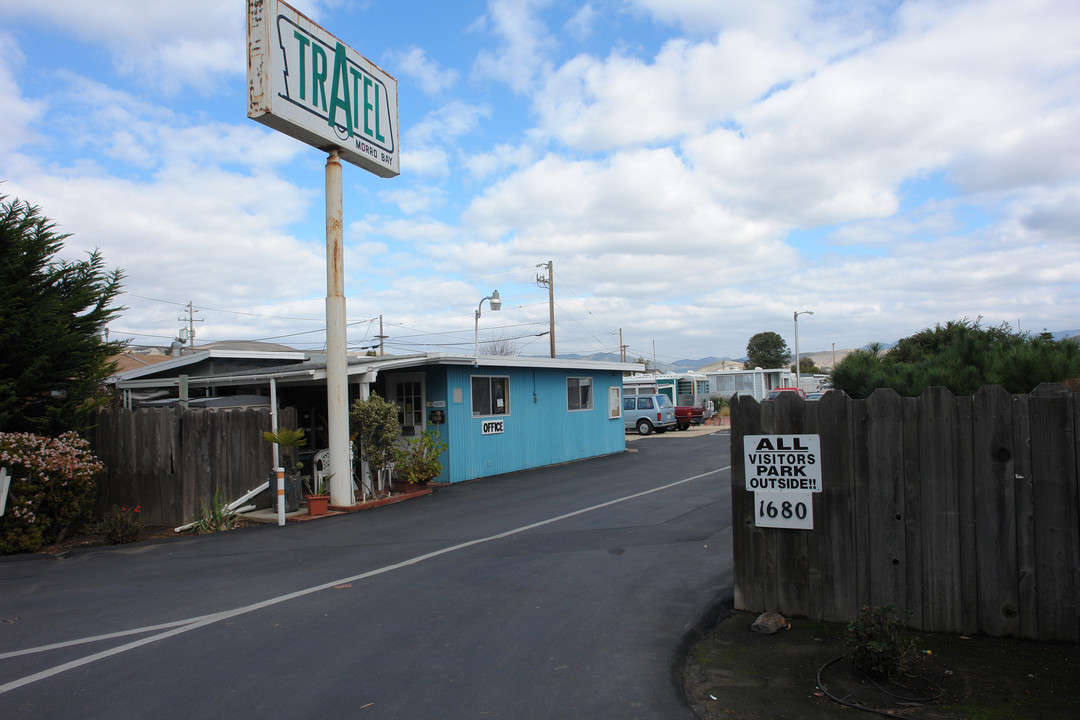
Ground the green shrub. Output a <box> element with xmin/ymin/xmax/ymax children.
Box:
<box><xmin>831</xmin><ymin>319</ymin><xmax>1080</xmax><ymax>398</ymax></box>
<box><xmin>393</xmin><ymin>429</ymin><xmax>447</xmax><ymax>484</ymax></box>
<box><xmin>842</xmin><ymin>605</ymin><xmax>915</xmax><ymax>677</ymax></box>
<box><xmin>350</xmin><ymin>394</ymin><xmax>399</xmax><ymax>479</ymax></box>
<box><xmin>100</xmin><ymin>504</ymin><xmax>144</xmax><ymax>544</ymax></box>
<box><xmin>0</xmin><ymin>431</ymin><xmax>103</xmax><ymax>554</ymax></box>
<box><xmin>185</xmin><ymin>488</ymin><xmax>240</xmax><ymax>534</ymax></box>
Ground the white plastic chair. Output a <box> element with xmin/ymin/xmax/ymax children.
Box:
<box><xmin>312</xmin><ymin>448</ymin><xmax>358</xmax><ymax>498</ymax></box>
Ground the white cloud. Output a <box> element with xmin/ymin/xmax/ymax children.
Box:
<box><xmin>0</xmin><ymin>32</ymin><xmax>43</xmax><ymax>153</ymax></box>
<box><xmin>472</xmin><ymin>0</ymin><xmax>555</xmax><ymax>93</ymax></box>
<box><xmin>401</xmin><ymin>147</ymin><xmax>450</xmax><ymax>177</ymax></box>
<box><xmin>536</xmin><ymin>31</ymin><xmax>812</xmax><ymax>150</ymax></box>
<box><xmin>385</xmin><ymin>46</ymin><xmax>459</xmax><ymax>95</ymax></box>
<box><xmin>463</xmin><ymin>142</ymin><xmax>537</xmax><ymax>179</ymax></box>
<box><xmin>564</xmin><ymin>3</ymin><xmax>596</xmax><ymax>41</ymax></box>
<box><xmin>684</xmin><ymin>0</ymin><xmax>1080</xmax><ymax>226</ymax></box>
<box><xmin>379</xmin><ymin>185</ymin><xmax>446</xmax><ymax>214</ymax></box>
<box><xmin>407</xmin><ymin>101</ymin><xmax>491</xmax><ymax>146</ymax></box>
<box><xmin>0</xmin><ymin>0</ymin><xmax>245</xmax><ymax>95</ymax></box>
<box><xmin>461</xmin><ymin>148</ymin><xmax>789</xmax><ymax>278</ymax></box>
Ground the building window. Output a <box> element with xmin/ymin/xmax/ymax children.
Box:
<box><xmin>609</xmin><ymin>387</ymin><xmax>621</xmax><ymax>419</ymax></box>
<box><xmin>471</xmin><ymin>376</ymin><xmax>509</xmax><ymax>417</ymax></box>
<box><xmin>567</xmin><ymin>377</ymin><xmax>593</xmax><ymax>411</ymax></box>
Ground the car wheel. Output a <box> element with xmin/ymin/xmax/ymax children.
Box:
<box><xmin>636</xmin><ymin>419</ymin><xmax>653</xmax><ymax>435</ymax></box>
<box><xmin>677</xmin><ymin>422</ymin><xmax>689</xmax><ymax>431</ymax></box>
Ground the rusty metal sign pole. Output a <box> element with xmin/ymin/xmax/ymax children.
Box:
<box><xmin>325</xmin><ymin>150</ymin><xmax>351</xmax><ymax>508</ymax></box>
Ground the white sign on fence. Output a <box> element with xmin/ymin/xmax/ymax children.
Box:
<box><xmin>743</xmin><ymin>434</ymin><xmax>823</xmax><ymax>492</ymax></box>
<box><xmin>753</xmin><ymin>490</ymin><xmax>814</xmax><ymax>530</ymax></box>
<box><xmin>247</xmin><ymin>0</ymin><xmax>399</xmax><ymax>177</ymax></box>
<box><xmin>743</xmin><ymin>434</ymin><xmax>822</xmax><ymax>530</ymax></box>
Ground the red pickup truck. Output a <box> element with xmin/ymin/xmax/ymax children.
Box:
<box><xmin>674</xmin><ymin>405</ymin><xmax>704</xmax><ymax>431</ymax></box>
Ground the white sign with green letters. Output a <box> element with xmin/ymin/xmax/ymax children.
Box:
<box><xmin>247</xmin><ymin>0</ymin><xmax>399</xmax><ymax>177</ymax></box>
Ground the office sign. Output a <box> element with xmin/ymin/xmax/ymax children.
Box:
<box><xmin>247</xmin><ymin>0</ymin><xmax>399</xmax><ymax>177</ymax></box>
<box><xmin>482</xmin><ymin>420</ymin><xmax>504</xmax><ymax>435</ymax></box>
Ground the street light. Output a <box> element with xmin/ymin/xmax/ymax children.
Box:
<box><xmin>794</xmin><ymin>310</ymin><xmax>814</xmax><ymax>391</ymax></box>
<box><xmin>474</xmin><ymin>290</ymin><xmax>502</xmax><ymax>365</ymax></box>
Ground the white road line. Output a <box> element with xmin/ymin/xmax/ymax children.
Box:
<box><xmin>1</xmin><ymin>465</ymin><xmax>729</xmax><ymax>694</ymax></box>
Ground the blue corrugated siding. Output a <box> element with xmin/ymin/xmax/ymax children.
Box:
<box><xmin>431</xmin><ymin>365</ymin><xmax>625</xmax><ymax>482</ymax></box>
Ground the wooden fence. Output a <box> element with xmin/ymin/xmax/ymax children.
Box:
<box><xmin>731</xmin><ymin>383</ymin><xmax>1080</xmax><ymax>643</ymax></box>
<box><xmin>89</xmin><ymin>406</ymin><xmax>297</xmax><ymax>526</ymax></box>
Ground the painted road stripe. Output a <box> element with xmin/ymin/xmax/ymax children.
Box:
<box><xmin>1</xmin><ymin>466</ymin><xmax>729</xmax><ymax>693</ymax></box>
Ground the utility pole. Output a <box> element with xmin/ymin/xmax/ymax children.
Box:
<box><xmin>619</xmin><ymin>328</ymin><xmax>627</xmax><ymax>362</ymax></box>
<box><xmin>178</xmin><ymin>301</ymin><xmax>202</xmax><ymax>352</ymax></box>
<box><xmin>376</xmin><ymin>314</ymin><xmax>388</xmax><ymax>356</ymax></box>
<box><xmin>536</xmin><ymin>260</ymin><xmax>555</xmax><ymax>358</ymax></box>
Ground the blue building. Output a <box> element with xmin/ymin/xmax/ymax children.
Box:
<box><xmin>366</xmin><ymin>354</ymin><xmax>636</xmax><ymax>482</ymax></box>
<box><xmin>111</xmin><ymin>344</ymin><xmax>641</xmax><ymax>484</ymax></box>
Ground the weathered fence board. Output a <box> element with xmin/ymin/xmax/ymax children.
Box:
<box><xmin>973</xmin><ymin>386</ymin><xmax>1020</xmax><ymax>638</ymax></box>
<box><xmin>956</xmin><ymin>395</ymin><xmax>979</xmax><ymax>636</ymax></box>
<box><xmin>1029</xmin><ymin>385</ymin><xmax>1080</xmax><ymax>642</ymax></box>
<box><xmin>866</xmin><ymin>390</ymin><xmax>906</xmax><ymax>611</ymax></box>
<box><xmin>807</xmin><ymin>390</ymin><xmax>858</xmax><ymax>622</ymax></box>
<box><xmin>919</xmin><ymin>386</ymin><xmax>962</xmax><ymax>635</ymax></box>
<box><xmin>732</xmin><ymin>384</ymin><xmax>1080</xmax><ymax>643</ymax></box>
<box><xmin>1011</xmin><ymin>393</ymin><xmax>1039</xmax><ymax>640</ymax></box>
<box><xmin>902</xmin><ymin>395</ymin><xmax>922</xmax><ymax>629</ymax></box>
<box><xmin>90</xmin><ymin>406</ymin><xmax>296</xmax><ymax>526</ymax></box>
<box><xmin>731</xmin><ymin>393</ymin><xmax>762</xmax><ymax>614</ymax></box>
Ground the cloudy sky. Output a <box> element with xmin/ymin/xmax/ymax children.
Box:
<box><xmin>1</xmin><ymin>0</ymin><xmax>1078</xmax><ymax>365</ymax></box>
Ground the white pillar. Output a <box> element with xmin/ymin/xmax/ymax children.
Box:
<box><xmin>325</xmin><ymin>151</ymin><xmax>351</xmax><ymax>507</ymax></box>
<box><xmin>269</xmin><ymin>378</ymin><xmax>280</xmax><ymax>471</ymax></box>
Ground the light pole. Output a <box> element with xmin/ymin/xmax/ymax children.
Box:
<box><xmin>474</xmin><ymin>290</ymin><xmax>502</xmax><ymax>365</ymax></box>
<box><xmin>794</xmin><ymin>310</ymin><xmax>814</xmax><ymax>391</ymax></box>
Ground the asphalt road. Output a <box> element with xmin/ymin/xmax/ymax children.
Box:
<box><xmin>0</xmin><ymin>429</ymin><xmax>732</xmax><ymax>719</ymax></box>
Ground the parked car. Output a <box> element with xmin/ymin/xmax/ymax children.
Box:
<box><xmin>623</xmin><ymin>393</ymin><xmax>677</xmax><ymax>435</ymax></box>
<box><xmin>674</xmin><ymin>404</ymin><xmax>704</xmax><ymax>431</ymax></box>
<box><xmin>806</xmin><ymin>389</ymin><xmax>840</xmax><ymax>400</ymax></box>
<box><xmin>764</xmin><ymin>387</ymin><xmax>807</xmax><ymax>401</ymax></box>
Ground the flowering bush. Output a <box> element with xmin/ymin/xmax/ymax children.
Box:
<box><xmin>100</xmin><ymin>504</ymin><xmax>143</xmax><ymax>544</ymax></box>
<box><xmin>0</xmin><ymin>431</ymin><xmax>103</xmax><ymax>554</ymax></box>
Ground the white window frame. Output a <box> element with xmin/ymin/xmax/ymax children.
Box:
<box><xmin>609</xmin><ymin>386</ymin><xmax>621</xmax><ymax>419</ymax></box>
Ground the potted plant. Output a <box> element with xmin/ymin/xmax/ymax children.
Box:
<box><xmin>392</xmin><ymin>429</ymin><xmax>448</xmax><ymax>489</ymax></box>
<box><xmin>262</xmin><ymin>427</ymin><xmax>307</xmax><ymax>512</ymax></box>
<box><xmin>303</xmin><ymin>474</ymin><xmax>331</xmax><ymax>516</ymax></box>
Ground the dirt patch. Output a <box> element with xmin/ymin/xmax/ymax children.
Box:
<box><xmin>684</xmin><ymin>603</ymin><xmax>1080</xmax><ymax>720</ymax></box>
<box><xmin>36</xmin><ymin>522</ymin><xmax>256</xmax><ymax>555</ymax></box>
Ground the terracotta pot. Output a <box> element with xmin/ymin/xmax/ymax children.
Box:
<box><xmin>305</xmin><ymin>494</ymin><xmax>330</xmax><ymax>516</ymax></box>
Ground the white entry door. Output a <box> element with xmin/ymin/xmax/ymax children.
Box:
<box><xmin>390</xmin><ymin>374</ymin><xmax>425</xmax><ymax>438</ymax></box>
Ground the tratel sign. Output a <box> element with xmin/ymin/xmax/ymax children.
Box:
<box><xmin>247</xmin><ymin>0</ymin><xmax>399</xmax><ymax>177</ymax></box>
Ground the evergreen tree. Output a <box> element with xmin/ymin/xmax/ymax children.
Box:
<box><xmin>745</xmin><ymin>331</ymin><xmax>791</xmax><ymax>369</ymax></box>
<box><xmin>0</xmin><ymin>195</ymin><xmax>125</xmax><ymax>434</ymax></box>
